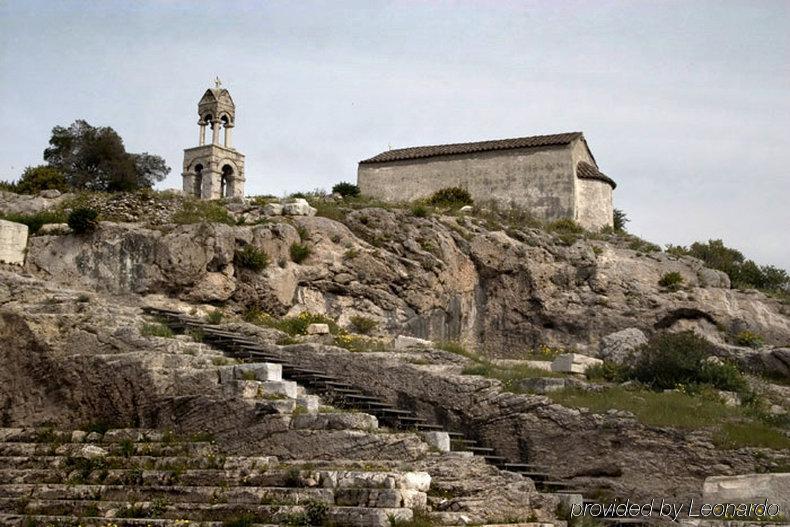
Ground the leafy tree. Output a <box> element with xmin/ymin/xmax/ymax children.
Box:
<box><xmin>43</xmin><ymin>120</ymin><xmax>170</xmax><ymax>192</ymax></box>
<box><xmin>16</xmin><ymin>165</ymin><xmax>69</xmax><ymax>194</ymax></box>
<box><xmin>332</xmin><ymin>182</ymin><xmax>360</xmax><ymax>197</ymax></box>
<box><xmin>668</xmin><ymin>239</ymin><xmax>789</xmax><ymax>292</ymax></box>
<box><xmin>613</xmin><ymin>208</ymin><xmax>629</xmax><ymax>232</ymax></box>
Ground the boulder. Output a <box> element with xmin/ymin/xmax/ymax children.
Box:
<box><xmin>420</xmin><ymin>431</ymin><xmax>451</xmax><ymax>452</ymax></box>
<box><xmin>38</xmin><ymin>189</ymin><xmax>62</xmax><ymax>198</ymax></box>
<box><xmin>78</xmin><ymin>445</ymin><xmax>109</xmax><ymax>460</ymax></box>
<box><xmin>703</xmin><ymin>473</ymin><xmax>790</xmax><ymax>515</ymax></box>
<box><xmin>263</xmin><ymin>203</ymin><xmax>283</xmax><ymax>216</ymax></box>
<box><xmin>307</xmin><ymin>323</ymin><xmax>330</xmax><ymax>335</ymax></box>
<box><xmin>234</xmin><ymin>362</ymin><xmax>282</xmax><ymax>382</ymax></box>
<box><xmin>0</xmin><ymin>219</ymin><xmax>28</xmax><ymax>265</ymax></box>
<box><xmin>187</xmin><ymin>272</ymin><xmax>236</xmax><ymax>303</ymax></box>
<box><xmin>283</xmin><ymin>198</ymin><xmax>317</xmax><ymax>216</ymax></box>
<box><xmin>38</xmin><ymin>223</ymin><xmax>72</xmax><ymax>235</ymax></box>
<box><xmin>599</xmin><ymin>328</ymin><xmax>648</xmax><ymax>365</ymax></box>
<box><xmin>698</xmin><ymin>267</ymin><xmax>731</xmax><ymax>288</ymax></box>
<box><xmin>394</xmin><ymin>335</ymin><xmax>433</xmax><ymax>350</ymax></box>
<box><xmin>517</xmin><ymin>377</ymin><xmax>567</xmax><ymax>394</ymax></box>
<box><xmin>551</xmin><ymin>353</ymin><xmax>603</xmax><ymax>374</ymax></box>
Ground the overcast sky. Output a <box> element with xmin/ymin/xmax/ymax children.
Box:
<box><xmin>1</xmin><ymin>0</ymin><xmax>788</xmax><ymax>269</ymax></box>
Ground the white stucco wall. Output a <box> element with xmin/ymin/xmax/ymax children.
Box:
<box><xmin>358</xmin><ymin>145</ymin><xmax>576</xmax><ymax>223</ymax></box>
<box><xmin>570</xmin><ymin>138</ymin><xmax>614</xmax><ymax>230</ymax></box>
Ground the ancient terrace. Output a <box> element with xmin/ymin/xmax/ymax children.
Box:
<box><xmin>357</xmin><ymin>132</ymin><xmax>617</xmax><ymax>230</ymax></box>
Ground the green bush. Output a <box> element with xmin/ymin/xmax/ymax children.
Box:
<box><xmin>331</xmin><ymin>182</ymin><xmax>360</xmax><ymax>197</ymax></box>
<box><xmin>585</xmin><ymin>361</ymin><xmax>630</xmax><ymax>383</ymax></box>
<box><xmin>735</xmin><ymin>330</ymin><xmax>764</xmax><ymax>349</ymax></box>
<box><xmin>631</xmin><ymin>331</ymin><xmax>746</xmax><ymax>392</ymax></box>
<box><xmin>410</xmin><ymin>203</ymin><xmax>429</xmax><ymax>217</ymax></box>
<box><xmin>613</xmin><ymin>208</ymin><xmax>629</xmax><ymax>233</ymax></box>
<box><xmin>141</xmin><ymin>323</ymin><xmax>174</xmax><ymax>338</ymax></box>
<box><xmin>658</xmin><ymin>271</ymin><xmax>684</xmax><ymax>290</ymax></box>
<box><xmin>427</xmin><ymin>187</ymin><xmax>473</xmax><ymax>207</ymax></box>
<box><xmin>290</xmin><ymin>242</ymin><xmax>311</xmax><ymax>264</ymax></box>
<box><xmin>172</xmin><ymin>200</ymin><xmax>234</xmax><ymax>225</ymax></box>
<box><xmin>16</xmin><ymin>165</ymin><xmax>69</xmax><ymax>194</ymax></box>
<box><xmin>548</xmin><ymin>218</ymin><xmax>585</xmax><ymax>234</ymax></box>
<box><xmin>350</xmin><ymin>315</ymin><xmax>378</xmax><ymax>335</ymax></box>
<box><xmin>234</xmin><ymin>245</ymin><xmax>269</xmax><ymax>271</ymax></box>
<box><xmin>668</xmin><ymin>239</ymin><xmax>789</xmax><ymax>293</ymax></box>
<box><xmin>67</xmin><ymin>207</ymin><xmax>99</xmax><ymax>234</ymax></box>
<box><xmin>206</xmin><ymin>309</ymin><xmax>224</xmax><ymax>324</ymax></box>
<box><xmin>0</xmin><ymin>210</ymin><xmax>67</xmax><ymax>234</ymax></box>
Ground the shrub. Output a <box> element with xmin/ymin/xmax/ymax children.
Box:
<box><xmin>410</xmin><ymin>203</ymin><xmax>429</xmax><ymax>217</ymax></box>
<box><xmin>141</xmin><ymin>323</ymin><xmax>174</xmax><ymax>338</ymax></box>
<box><xmin>234</xmin><ymin>245</ymin><xmax>269</xmax><ymax>271</ymax></box>
<box><xmin>613</xmin><ymin>208</ymin><xmax>629</xmax><ymax>233</ymax></box>
<box><xmin>0</xmin><ymin>210</ymin><xmax>67</xmax><ymax>233</ymax></box>
<box><xmin>172</xmin><ymin>200</ymin><xmax>234</xmax><ymax>225</ymax></box>
<box><xmin>735</xmin><ymin>330</ymin><xmax>764</xmax><ymax>349</ymax></box>
<box><xmin>630</xmin><ymin>331</ymin><xmax>746</xmax><ymax>392</ymax></box>
<box><xmin>331</xmin><ymin>182</ymin><xmax>360</xmax><ymax>197</ymax></box>
<box><xmin>290</xmin><ymin>242</ymin><xmax>310</xmax><ymax>264</ymax></box>
<box><xmin>427</xmin><ymin>187</ymin><xmax>473</xmax><ymax>207</ymax></box>
<box><xmin>658</xmin><ymin>271</ymin><xmax>684</xmax><ymax>290</ymax></box>
<box><xmin>206</xmin><ymin>309</ymin><xmax>224</xmax><ymax>324</ymax></box>
<box><xmin>350</xmin><ymin>315</ymin><xmax>378</xmax><ymax>335</ymax></box>
<box><xmin>67</xmin><ymin>207</ymin><xmax>99</xmax><ymax>234</ymax></box>
<box><xmin>669</xmin><ymin>239</ymin><xmax>790</xmax><ymax>293</ymax></box>
<box><xmin>16</xmin><ymin>165</ymin><xmax>69</xmax><ymax>194</ymax></box>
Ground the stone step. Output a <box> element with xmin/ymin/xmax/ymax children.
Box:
<box><xmin>5</xmin><ymin>500</ymin><xmax>413</xmax><ymax>526</ymax></box>
<box><xmin>0</xmin><ymin>484</ymin><xmax>333</xmax><ymax>504</ymax></box>
<box><xmin>482</xmin><ymin>455</ymin><xmax>507</xmax><ymax>466</ymax></box>
<box><xmin>414</xmin><ymin>424</ymin><xmax>444</xmax><ymax>431</ymax></box>
<box><xmin>0</xmin><ymin>455</ymin><xmax>275</xmax><ymax>472</ymax></box>
<box><xmin>0</xmin><ymin>515</ymin><xmax>236</xmax><ymax>527</ymax></box>
<box><xmin>467</xmin><ymin>446</ymin><xmax>495</xmax><ymax>455</ymax></box>
<box><xmin>538</xmin><ymin>481</ymin><xmax>574</xmax><ymax>490</ymax></box>
<box><xmin>0</xmin><ymin>468</ymin><xmax>300</xmax><ymax>487</ymax></box>
<box><xmin>503</xmin><ymin>463</ymin><xmax>551</xmax><ymax>472</ymax></box>
<box><xmin>0</xmin><ymin>429</ymin><xmax>174</xmax><ymax>444</ymax></box>
<box><xmin>0</xmin><ymin>442</ymin><xmax>216</xmax><ymax>458</ymax></box>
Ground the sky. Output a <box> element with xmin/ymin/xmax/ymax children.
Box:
<box><xmin>1</xmin><ymin>0</ymin><xmax>788</xmax><ymax>269</ymax></box>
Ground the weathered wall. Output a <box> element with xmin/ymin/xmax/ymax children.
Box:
<box><xmin>575</xmin><ymin>178</ymin><xmax>613</xmax><ymax>231</ymax></box>
<box><xmin>358</xmin><ymin>145</ymin><xmax>576</xmax><ymax>223</ymax></box>
<box><xmin>0</xmin><ymin>219</ymin><xmax>28</xmax><ymax>266</ymax></box>
<box><xmin>570</xmin><ymin>138</ymin><xmax>613</xmax><ymax>230</ymax></box>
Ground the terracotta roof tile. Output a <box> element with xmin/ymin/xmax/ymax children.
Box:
<box><xmin>577</xmin><ymin>161</ymin><xmax>616</xmax><ymax>189</ymax></box>
<box><xmin>359</xmin><ymin>132</ymin><xmax>584</xmax><ymax>164</ymax></box>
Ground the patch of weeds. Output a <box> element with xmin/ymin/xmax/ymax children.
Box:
<box><xmin>118</xmin><ymin>438</ymin><xmax>135</xmax><ymax>458</ymax></box>
<box><xmin>186</xmin><ymin>328</ymin><xmax>204</xmax><ymax>342</ymax></box>
<box><xmin>350</xmin><ymin>315</ymin><xmax>378</xmax><ymax>335</ymax></box>
<box><xmin>251</xmin><ymin>311</ymin><xmax>342</xmax><ymax>337</ymax></box>
<box><xmin>713</xmin><ymin>422</ymin><xmax>790</xmax><ymax>450</ymax></box>
<box><xmin>462</xmin><ymin>361</ymin><xmax>562</xmax><ymax>391</ymax></box>
<box><xmin>290</xmin><ymin>242</ymin><xmax>311</xmax><ymax>264</ymax></box>
<box><xmin>141</xmin><ymin>322</ymin><xmax>174</xmax><ymax>338</ymax></box>
<box><xmin>212</xmin><ymin>357</ymin><xmax>236</xmax><ymax>366</ymax></box>
<box><xmin>427</xmin><ymin>186</ymin><xmax>473</xmax><ymax>208</ymax></box>
<box><xmin>76</xmin><ymin>293</ymin><xmax>91</xmax><ymax>303</ymax></box>
<box><xmin>292</xmin><ymin>404</ymin><xmax>309</xmax><ymax>416</ymax></box>
<box><xmin>223</xmin><ymin>513</ymin><xmax>260</xmax><ymax>527</ymax></box>
<box><xmin>389</xmin><ymin>508</ymin><xmax>438</xmax><ymax>526</ymax></box>
<box><xmin>333</xmin><ymin>333</ymin><xmax>387</xmax><ymax>352</ymax></box>
<box><xmin>234</xmin><ymin>245</ymin><xmax>269</xmax><ymax>271</ymax></box>
<box><xmin>206</xmin><ymin>309</ymin><xmax>224</xmax><ymax>324</ymax></box>
<box><xmin>296</xmin><ymin>224</ymin><xmax>309</xmax><ymax>241</ymax></box>
<box><xmin>0</xmin><ymin>209</ymin><xmax>68</xmax><ymax>234</ymax></box>
<box><xmin>172</xmin><ymin>199</ymin><xmax>234</xmax><ymax>225</ymax></box>
<box><xmin>735</xmin><ymin>330</ymin><xmax>764</xmax><ymax>349</ymax></box>
<box><xmin>240</xmin><ymin>370</ymin><xmax>257</xmax><ymax>381</ymax></box>
<box><xmin>658</xmin><ymin>271</ymin><xmax>684</xmax><ymax>290</ymax></box>
<box><xmin>410</xmin><ymin>202</ymin><xmax>429</xmax><ymax>218</ymax></box>
<box><xmin>343</xmin><ymin>247</ymin><xmax>359</xmax><ymax>259</ymax></box>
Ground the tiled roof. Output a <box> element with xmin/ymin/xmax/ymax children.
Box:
<box><xmin>359</xmin><ymin>132</ymin><xmax>584</xmax><ymax>164</ymax></box>
<box><xmin>576</xmin><ymin>161</ymin><xmax>616</xmax><ymax>189</ymax></box>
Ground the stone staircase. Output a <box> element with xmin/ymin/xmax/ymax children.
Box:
<box><xmin>0</xmin><ymin>428</ymin><xmax>427</xmax><ymax>526</ymax></box>
<box><xmin>144</xmin><ymin>307</ymin><xmax>645</xmax><ymax>525</ymax></box>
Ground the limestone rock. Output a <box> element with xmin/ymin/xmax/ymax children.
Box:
<box><xmin>703</xmin><ymin>473</ymin><xmax>790</xmax><ymax>514</ymax></box>
<box><xmin>79</xmin><ymin>445</ymin><xmax>109</xmax><ymax>459</ymax></box>
<box><xmin>188</xmin><ymin>271</ymin><xmax>236</xmax><ymax>302</ymax></box>
<box><xmin>38</xmin><ymin>223</ymin><xmax>72</xmax><ymax>235</ymax></box>
<box><xmin>599</xmin><ymin>328</ymin><xmax>648</xmax><ymax>364</ymax></box>
<box><xmin>551</xmin><ymin>353</ymin><xmax>603</xmax><ymax>374</ymax></box>
<box><xmin>307</xmin><ymin>323</ymin><xmax>330</xmax><ymax>335</ymax></box>
<box><xmin>283</xmin><ymin>198</ymin><xmax>317</xmax><ymax>216</ymax></box>
<box><xmin>38</xmin><ymin>189</ymin><xmax>62</xmax><ymax>198</ymax></box>
<box><xmin>394</xmin><ymin>335</ymin><xmax>433</xmax><ymax>350</ymax></box>
<box><xmin>234</xmin><ymin>362</ymin><xmax>282</xmax><ymax>382</ymax></box>
<box><xmin>420</xmin><ymin>431</ymin><xmax>450</xmax><ymax>452</ymax></box>
<box><xmin>263</xmin><ymin>203</ymin><xmax>283</xmax><ymax>216</ymax></box>
<box><xmin>517</xmin><ymin>377</ymin><xmax>567</xmax><ymax>394</ymax></box>
<box><xmin>698</xmin><ymin>267</ymin><xmax>731</xmax><ymax>288</ymax></box>
<box><xmin>0</xmin><ymin>219</ymin><xmax>28</xmax><ymax>265</ymax></box>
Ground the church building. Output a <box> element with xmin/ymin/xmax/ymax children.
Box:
<box><xmin>182</xmin><ymin>80</ymin><xmax>246</xmax><ymax>199</ymax></box>
<box><xmin>357</xmin><ymin>132</ymin><xmax>616</xmax><ymax>230</ymax></box>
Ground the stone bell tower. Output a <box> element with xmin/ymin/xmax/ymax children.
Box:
<box><xmin>182</xmin><ymin>78</ymin><xmax>245</xmax><ymax>199</ymax></box>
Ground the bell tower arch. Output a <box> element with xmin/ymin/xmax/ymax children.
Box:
<box><xmin>182</xmin><ymin>78</ymin><xmax>246</xmax><ymax>199</ymax></box>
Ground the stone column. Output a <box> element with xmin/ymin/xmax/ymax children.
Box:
<box><xmin>182</xmin><ymin>172</ymin><xmax>195</xmax><ymax>196</ymax></box>
<box><xmin>211</xmin><ymin>120</ymin><xmax>220</xmax><ymax>145</ymax></box>
<box><xmin>224</xmin><ymin>124</ymin><xmax>233</xmax><ymax>148</ymax></box>
<box><xmin>199</xmin><ymin>122</ymin><xmax>207</xmax><ymax>145</ymax></box>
